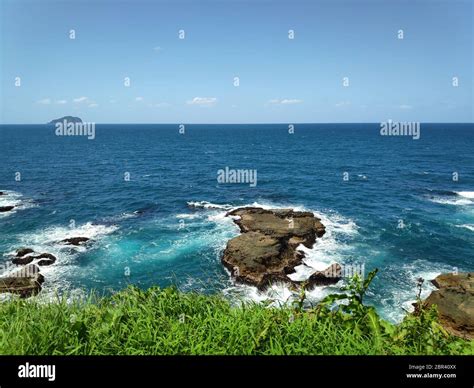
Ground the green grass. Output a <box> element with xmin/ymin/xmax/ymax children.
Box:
<box><xmin>0</xmin><ymin>285</ymin><xmax>472</xmax><ymax>355</ymax></box>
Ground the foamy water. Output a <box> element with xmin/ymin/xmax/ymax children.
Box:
<box><xmin>456</xmin><ymin>191</ymin><xmax>474</xmax><ymax>199</ymax></box>
<box><xmin>0</xmin><ymin>190</ymin><xmax>37</xmax><ymax>217</ymax></box>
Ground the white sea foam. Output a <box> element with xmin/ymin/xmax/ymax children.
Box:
<box><xmin>22</xmin><ymin>222</ymin><xmax>118</xmax><ymax>248</ymax></box>
<box><xmin>4</xmin><ymin>222</ymin><xmax>119</xmax><ymax>272</ymax></box>
<box><xmin>290</xmin><ymin>210</ymin><xmax>358</xmax><ymax>281</ymax></box>
<box><xmin>1</xmin><ymin>221</ymin><xmax>120</xmax><ymax>296</ymax></box>
<box><xmin>223</xmin><ymin>279</ymin><xmax>341</xmax><ymax>308</ymax></box>
<box><xmin>187</xmin><ymin>201</ymin><xmax>233</xmax><ymax>210</ymax></box>
<box><xmin>456</xmin><ymin>191</ymin><xmax>474</xmax><ymax>199</ymax></box>
<box><xmin>428</xmin><ymin>196</ymin><xmax>472</xmax><ymax>206</ymax></box>
<box><xmin>0</xmin><ymin>190</ymin><xmax>37</xmax><ymax>217</ymax></box>
<box><xmin>101</xmin><ymin>212</ymin><xmax>137</xmax><ymax>222</ymax></box>
<box><xmin>223</xmin><ymin>282</ymin><xmax>294</xmax><ymax>306</ymax></box>
<box><xmin>378</xmin><ymin>261</ymin><xmax>452</xmax><ymax>323</ymax></box>
<box><xmin>426</xmin><ymin>190</ymin><xmax>474</xmax><ymax>206</ymax></box>
<box><xmin>456</xmin><ymin>224</ymin><xmax>474</xmax><ymax>232</ymax></box>
<box><xmin>175</xmin><ymin>213</ymin><xmax>201</xmax><ymax>219</ymax></box>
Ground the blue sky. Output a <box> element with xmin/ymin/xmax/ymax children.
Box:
<box><xmin>1</xmin><ymin>0</ymin><xmax>472</xmax><ymax>123</ymax></box>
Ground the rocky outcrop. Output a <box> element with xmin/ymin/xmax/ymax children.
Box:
<box><xmin>0</xmin><ymin>206</ymin><xmax>14</xmax><ymax>212</ymax></box>
<box><xmin>12</xmin><ymin>255</ymin><xmax>35</xmax><ymax>265</ymax></box>
<box><xmin>0</xmin><ymin>264</ymin><xmax>44</xmax><ymax>297</ymax></box>
<box><xmin>222</xmin><ymin>207</ymin><xmax>341</xmax><ymax>289</ymax></box>
<box><xmin>422</xmin><ymin>272</ymin><xmax>473</xmax><ymax>339</ymax></box>
<box><xmin>1</xmin><ymin>241</ymin><xmax>79</xmax><ymax>297</ymax></box>
<box><xmin>15</xmin><ymin>248</ymin><xmax>34</xmax><ymax>257</ymax></box>
<box><xmin>307</xmin><ymin>263</ymin><xmax>343</xmax><ymax>287</ymax></box>
<box><xmin>48</xmin><ymin>116</ymin><xmax>82</xmax><ymax>125</ymax></box>
<box><xmin>12</xmin><ymin>248</ymin><xmax>35</xmax><ymax>265</ymax></box>
<box><xmin>1</xmin><ymin>236</ymin><xmax>93</xmax><ymax>297</ymax></box>
<box><xmin>11</xmin><ymin>249</ymin><xmax>57</xmax><ymax>266</ymax></box>
<box><xmin>60</xmin><ymin>237</ymin><xmax>89</xmax><ymax>246</ymax></box>
<box><xmin>36</xmin><ymin>253</ymin><xmax>57</xmax><ymax>266</ymax></box>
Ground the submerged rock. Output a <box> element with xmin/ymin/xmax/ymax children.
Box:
<box><xmin>60</xmin><ymin>237</ymin><xmax>90</xmax><ymax>246</ymax></box>
<box><xmin>0</xmin><ymin>206</ymin><xmax>14</xmax><ymax>212</ymax></box>
<box><xmin>0</xmin><ymin>264</ymin><xmax>44</xmax><ymax>297</ymax></box>
<box><xmin>222</xmin><ymin>207</ymin><xmax>340</xmax><ymax>289</ymax></box>
<box><xmin>422</xmin><ymin>272</ymin><xmax>474</xmax><ymax>339</ymax></box>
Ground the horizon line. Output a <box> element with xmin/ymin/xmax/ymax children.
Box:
<box><xmin>1</xmin><ymin>121</ymin><xmax>473</xmax><ymax>126</ymax></box>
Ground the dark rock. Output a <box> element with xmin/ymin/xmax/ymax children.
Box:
<box><xmin>227</xmin><ymin>207</ymin><xmax>326</xmax><ymax>245</ymax></box>
<box><xmin>0</xmin><ymin>192</ymin><xmax>5</xmax><ymax>195</ymax></box>
<box><xmin>12</xmin><ymin>256</ymin><xmax>35</xmax><ymax>265</ymax></box>
<box><xmin>12</xmin><ymin>248</ymin><xmax>36</xmax><ymax>265</ymax></box>
<box><xmin>306</xmin><ymin>263</ymin><xmax>343</xmax><ymax>288</ymax></box>
<box><xmin>60</xmin><ymin>237</ymin><xmax>90</xmax><ymax>246</ymax></box>
<box><xmin>0</xmin><ymin>206</ymin><xmax>14</xmax><ymax>212</ymax></box>
<box><xmin>0</xmin><ymin>264</ymin><xmax>44</xmax><ymax>297</ymax></box>
<box><xmin>421</xmin><ymin>272</ymin><xmax>473</xmax><ymax>339</ymax></box>
<box><xmin>36</xmin><ymin>253</ymin><xmax>57</xmax><ymax>266</ymax></box>
<box><xmin>15</xmin><ymin>248</ymin><xmax>35</xmax><ymax>257</ymax></box>
<box><xmin>223</xmin><ymin>231</ymin><xmax>299</xmax><ymax>288</ymax></box>
<box><xmin>222</xmin><ymin>207</ymin><xmax>337</xmax><ymax>289</ymax></box>
<box><xmin>12</xmin><ymin>249</ymin><xmax>57</xmax><ymax>266</ymax></box>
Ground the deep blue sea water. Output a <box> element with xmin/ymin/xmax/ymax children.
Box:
<box><xmin>1</xmin><ymin>123</ymin><xmax>473</xmax><ymax>321</ymax></box>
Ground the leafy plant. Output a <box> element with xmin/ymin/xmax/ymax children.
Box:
<box><xmin>392</xmin><ymin>277</ymin><xmax>453</xmax><ymax>354</ymax></box>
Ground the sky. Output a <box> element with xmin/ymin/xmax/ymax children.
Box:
<box><xmin>0</xmin><ymin>0</ymin><xmax>472</xmax><ymax>124</ymax></box>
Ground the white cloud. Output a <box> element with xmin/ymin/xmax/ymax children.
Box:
<box><xmin>399</xmin><ymin>104</ymin><xmax>413</xmax><ymax>110</ymax></box>
<box><xmin>73</xmin><ymin>96</ymin><xmax>89</xmax><ymax>103</ymax></box>
<box><xmin>281</xmin><ymin>99</ymin><xmax>303</xmax><ymax>105</ymax></box>
<box><xmin>155</xmin><ymin>102</ymin><xmax>170</xmax><ymax>108</ymax></box>
<box><xmin>37</xmin><ymin>98</ymin><xmax>51</xmax><ymax>105</ymax></box>
<box><xmin>55</xmin><ymin>100</ymin><xmax>67</xmax><ymax>105</ymax></box>
<box><xmin>187</xmin><ymin>97</ymin><xmax>217</xmax><ymax>106</ymax></box>
<box><xmin>109</xmin><ymin>99</ymin><xmax>117</xmax><ymax>104</ymax></box>
<box><xmin>153</xmin><ymin>46</ymin><xmax>162</xmax><ymax>52</ymax></box>
<box><xmin>73</xmin><ymin>96</ymin><xmax>98</xmax><ymax>107</ymax></box>
<box><xmin>335</xmin><ymin>100</ymin><xmax>351</xmax><ymax>107</ymax></box>
<box><xmin>268</xmin><ymin>98</ymin><xmax>303</xmax><ymax>105</ymax></box>
<box><xmin>135</xmin><ymin>96</ymin><xmax>144</xmax><ymax>101</ymax></box>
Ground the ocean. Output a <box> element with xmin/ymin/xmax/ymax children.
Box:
<box><xmin>1</xmin><ymin>123</ymin><xmax>473</xmax><ymax>322</ymax></box>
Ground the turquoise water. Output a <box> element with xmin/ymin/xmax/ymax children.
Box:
<box><xmin>1</xmin><ymin>123</ymin><xmax>473</xmax><ymax>321</ymax></box>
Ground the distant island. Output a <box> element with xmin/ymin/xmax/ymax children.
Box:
<box><xmin>48</xmin><ymin>116</ymin><xmax>82</xmax><ymax>125</ymax></box>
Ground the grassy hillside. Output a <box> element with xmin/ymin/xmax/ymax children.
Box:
<box><xmin>0</xmin><ymin>272</ymin><xmax>472</xmax><ymax>355</ymax></box>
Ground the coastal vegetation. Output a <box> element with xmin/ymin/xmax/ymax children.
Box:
<box><xmin>0</xmin><ymin>270</ymin><xmax>471</xmax><ymax>355</ymax></box>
